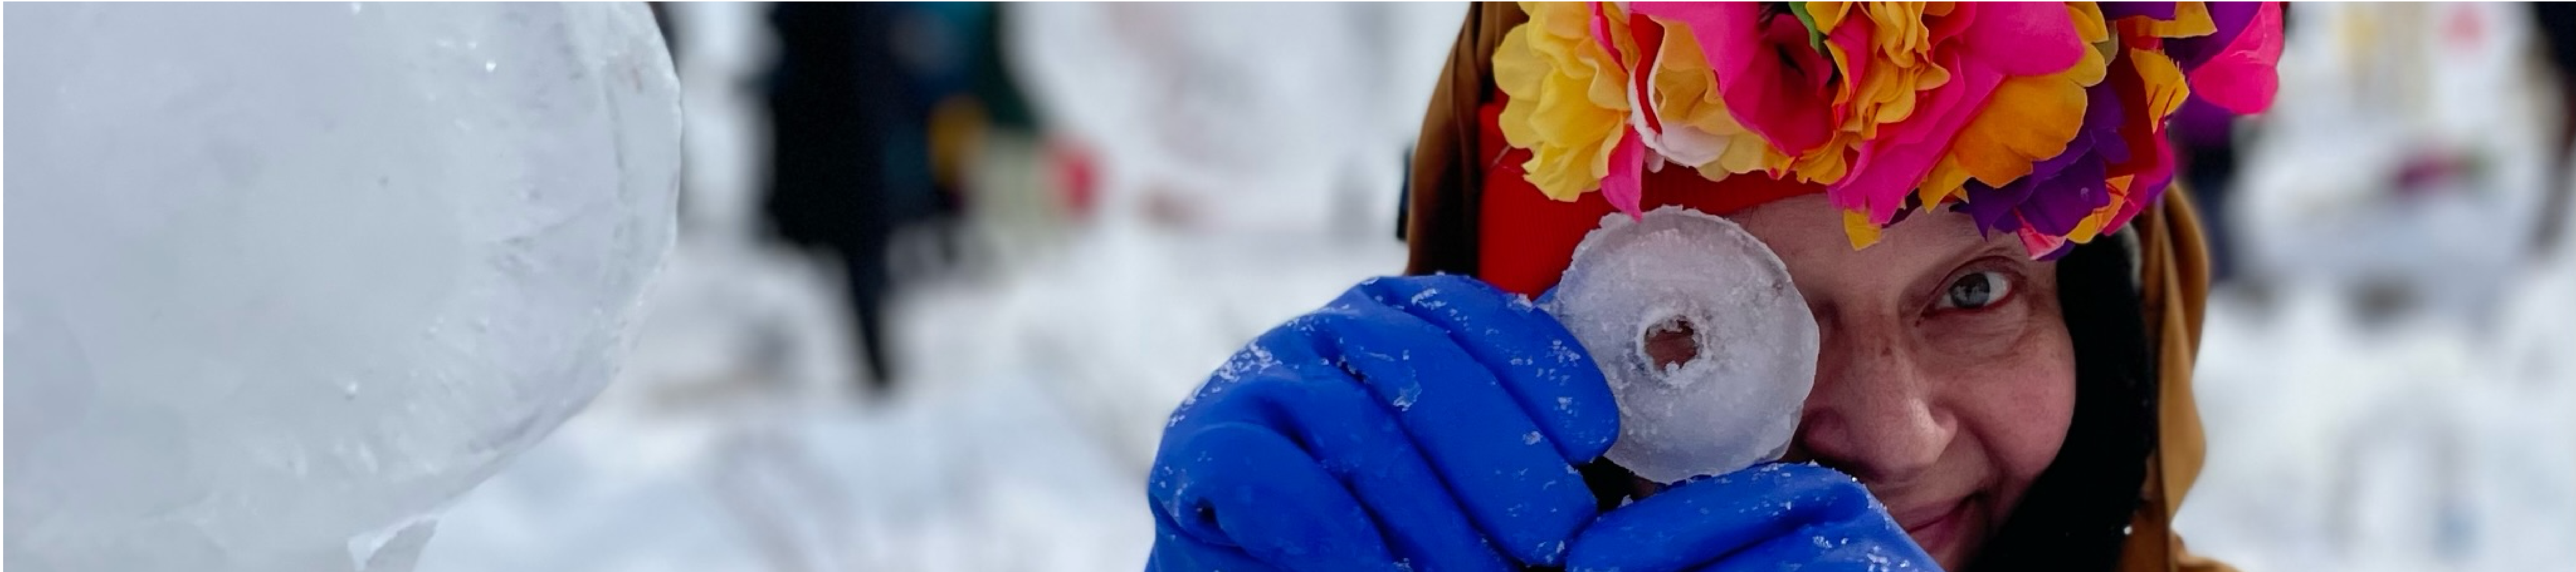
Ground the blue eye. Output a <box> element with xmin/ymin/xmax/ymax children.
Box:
<box><xmin>1942</xmin><ymin>270</ymin><xmax>2011</xmax><ymax>310</ymax></box>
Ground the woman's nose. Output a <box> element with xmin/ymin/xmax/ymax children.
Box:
<box><xmin>1794</xmin><ymin>329</ymin><xmax>1955</xmax><ymax>485</ymax></box>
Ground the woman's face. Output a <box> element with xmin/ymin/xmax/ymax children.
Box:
<box><xmin>1729</xmin><ymin>195</ymin><xmax>2078</xmax><ymax>569</ymax></box>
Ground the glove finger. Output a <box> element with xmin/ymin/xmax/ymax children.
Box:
<box><xmin>1567</xmin><ymin>463</ymin><xmax>1880</xmax><ymax>572</ymax></box>
<box><xmin>1299</xmin><ymin>292</ymin><xmax>1596</xmax><ymax>565</ymax></box>
<box><xmin>1699</xmin><ymin>517</ymin><xmax>1938</xmax><ymax>572</ymax></box>
<box><xmin>1151</xmin><ymin>421</ymin><xmax>1402</xmax><ymax>572</ymax></box>
<box><xmin>1356</xmin><ymin>275</ymin><xmax>1620</xmax><ymax>462</ymax></box>
<box><xmin>1173</xmin><ymin>346</ymin><xmax>1521</xmax><ymax>572</ymax></box>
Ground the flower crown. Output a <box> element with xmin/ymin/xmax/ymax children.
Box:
<box><xmin>1492</xmin><ymin>1</ymin><xmax>2282</xmax><ymax>257</ymax></box>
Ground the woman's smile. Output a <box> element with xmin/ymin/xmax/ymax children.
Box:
<box><xmin>1890</xmin><ymin>492</ymin><xmax>1979</xmax><ymax>563</ymax></box>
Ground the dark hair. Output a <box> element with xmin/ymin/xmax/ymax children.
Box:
<box><xmin>1964</xmin><ymin>236</ymin><xmax>2160</xmax><ymax>572</ymax></box>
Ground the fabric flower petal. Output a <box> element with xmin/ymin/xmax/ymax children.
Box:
<box><xmin>1632</xmin><ymin>2</ymin><xmax>1837</xmax><ymax>155</ymax></box>
<box><xmin>2185</xmin><ymin>1</ymin><xmax>2281</xmax><ymax>114</ymax></box>
<box><xmin>2017</xmin><ymin>154</ymin><xmax>2112</xmax><ymax>237</ymax></box>
<box><xmin>1495</xmin><ymin>2</ymin><xmax>1638</xmax><ymax>201</ymax></box>
<box><xmin>2100</xmin><ymin>2</ymin><xmax>2178</xmax><ymax>22</ymax></box>
<box><xmin>1841</xmin><ymin>209</ymin><xmax>1884</xmax><ymax>249</ymax></box>
<box><xmin>1944</xmin><ymin>23</ymin><xmax>2106</xmax><ymax>189</ymax></box>
<box><xmin>2130</xmin><ymin>1</ymin><xmax>2216</xmax><ymax>38</ymax></box>
<box><xmin>1483</xmin><ymin>0</ymin><xmax>2284</xmax><ymax>258</ymax></box>
<box><xmin>1601</xmin><ymin>127</ymin><xmax>1648</xmax><ymax>219</ymax></box>
<box><xmin>2105</xmin><ymin>138</ymin><xmax>2176</xmax><ymax>233</ymax></box>
<box><xmin>1832</xmin><ymin>53</ymin><xmax>2003</xmax><ymax>225</ymax></box>
<box><xmin>1958</xmin><ymin>2</ymin><xmax>2088</xmax><ymax>77</ymax></box>
<box><xmin>1648</xmin><ymin>15</ymin><xmax>1793</xmax><ymax>176</ymax></box>
<box><xmin>2166</xmin><ymin>1</ymin><xmax>2260</xmax><ymax>70</ymax></box>
<box><xmin>2019</xmin><ymin>224</ymin><xmax>2073</xmax><ymax>260</ymax></box>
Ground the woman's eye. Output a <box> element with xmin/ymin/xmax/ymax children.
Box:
<box><xmin>1941</xmin><ymin>270</ymin><xmax>2013</xmax><ymax>310</ymax></box>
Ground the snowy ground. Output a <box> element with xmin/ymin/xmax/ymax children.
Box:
<box><xmin>2177</xmin><ymin>262</ymin><xmax>2576</xmax><ymax>572</ymax></box>
<box><xmin>416</xmin><ymin>203</ymin><xmax>2576</xmax><ymax>572</ymax></box>
<box><xmin>414</xmin><ymin>212</ymin><xmax>1409</xmax><ymax>572</ymax></box>
<box><xmin>416</xmin><ymin>201</ymin><xmax>2576</xmax><ymax>572</ymax></box>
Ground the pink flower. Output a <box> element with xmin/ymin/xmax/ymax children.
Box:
<box><xmin>1828</xmin><ymin>3</ymin><xmax>2091</xmax><ymax>229</ymax></box>
<box><xmin>1631</xmin><ymin>3</ymin><xmax>1837</xmax><ymax>157</ymax></box>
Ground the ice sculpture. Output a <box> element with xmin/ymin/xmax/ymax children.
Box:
<box><xmin>4</xmin><ymin>3</ymin><xmax>680</xmax><ymax>571</ymax></box>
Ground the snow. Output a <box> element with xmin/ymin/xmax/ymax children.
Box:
<box><xmin>5</xmin><ymin>3</ymin><xmax>679</xmax><ymax>572</ymax></box>
<box><xmin>1002</xmin><ymin>2</ymin><xmax>1464</xmax><ymax>239</ymax></box>
<box><xmin>1543</xmin><ymin>207</ymin><xmax>1819</xmax><ymax>484</ymax></box>
<box><xmin>412</xmin><ymin>370</ymin><xmax>1152</xmax><ymax>572</ymax></box>
<box><xmin>2175</xmin><ymin>262</ymin><xmax>2576</xmax><ymax>572</ymax></box>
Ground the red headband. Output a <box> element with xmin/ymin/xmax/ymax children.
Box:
<box><xmin>1475</xmin><ymin>98</ymin><xmax>1824</xmax><ymax>297</ymax></box>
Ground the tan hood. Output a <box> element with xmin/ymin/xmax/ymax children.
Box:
<box><xmin>1401</xmin><ymin>4</ymin><xmax>2226</xmax><ymax>571</ymax></box>
<box><xmin>2121</xmin><ymin>180</ymin><xmax>2228</xmax><ymax>572</ymax></box>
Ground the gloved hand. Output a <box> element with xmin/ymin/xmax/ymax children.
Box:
<box><xmin>1565</xmin><ymin>463</ymin><xmax>1942</xmax><ymax>572</ymax></box>
<box><xmin>1146</xmin><ymin>275</ymin><xmax>1623</xmax><ymax>572</ymax></box>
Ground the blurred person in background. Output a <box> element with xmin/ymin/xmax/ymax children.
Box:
<box><xmin>763</xmin><ymin>2</ymin><xmax>1000</xmax><ymax>391</ymax></box>
<box><xmin>1147</xmin><ymin>3</ymin><xmax>2279</xmax><ymax>572</ymax></box>
<box><xmin>2169</xmin><ymin>97</ymin><xmax>2251</xmax><ymax>282</ymax></box>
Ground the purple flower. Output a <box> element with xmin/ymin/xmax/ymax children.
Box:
<box><xmin>1960</xmin><ymin>78</ymin><xmax>2129</xmax><ymax>238</ymax></box>
<box><xmin>2099</xmin><ymin>2</ymin><xmax>2177</xmax><ymax>22</ymax></box>
<box><xmin>2167</xmin><ymin>2</ymin><xmax>2264</xmax><ymax>71</ymax></box>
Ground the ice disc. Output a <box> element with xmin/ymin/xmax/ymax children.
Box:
<box><xmin>1541</xmin><ymin>206</ymin><xmax>1820</xmax><ymax>484</ymax></box>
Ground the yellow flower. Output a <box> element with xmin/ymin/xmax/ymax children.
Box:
<box><xmin>1790</xmin><ymin>130</ymin><xmax>1861</xmax><ymax>184</ymax></box>
<box><xmin>1813</xmin><ymin>2</ymin><xmax>1955</xmax><ymax>135</ymax></box>
<box><xmin>1794</xmin><ymin>2</ymin><xmax>1961</xmax><ymax>187</ymax></box>
<box><xmin>1495</xmin><ymin>2</ymin><xmax>1634</xmax><ymax>201</ymax></box>
<box><xmin>2122</xmin><ymin>1</ymin><xmax>2215</xmax><ymax>39</ymax></box>
<box><xmin>1842</xmin><ymin>209</ymin><xmax>1886</xmax><ymax>248</ymax></box>
<box><xmin>2127</xmin><ymin>45</ymin><xmax>2191</xmax><ymax>124</ymax></box>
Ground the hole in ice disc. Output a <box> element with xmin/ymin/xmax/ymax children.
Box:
<box><xmin>1641</xmin><ymin>315</ymin><xmax>1699</xmax><ymax>371</ymax></box>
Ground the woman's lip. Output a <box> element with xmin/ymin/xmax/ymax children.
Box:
<box><xmin>1893</xmin><ymin>496</ymin><xmax>1971</xmax><ymax>555</ymax></box>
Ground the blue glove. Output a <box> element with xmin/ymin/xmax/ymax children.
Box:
<box><xmin>1565</xmin><ymin>463</ymin><xmax>1942</xmax><ymax>572</ymax></box>
<box><xmin>1146</xmin><ymin>275</ymin><xmax>1623</xmax><ymax>572</ymax></box>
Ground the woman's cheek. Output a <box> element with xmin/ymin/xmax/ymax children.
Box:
<box><xmin>1919</xmin><ymin>298</ymin><xmax>2034</xmax><ymax>361</ymax></box>
<box><xmin>1928</xmin><ymin>304</ymin><xmax>2078</xmax><ymax>507</ymax></box>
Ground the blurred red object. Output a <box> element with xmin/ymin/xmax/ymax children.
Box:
<box><xmin>1048</xmin><ymin>136</ymin><xmax>1100</xmax><ymax>220</ymax></box>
